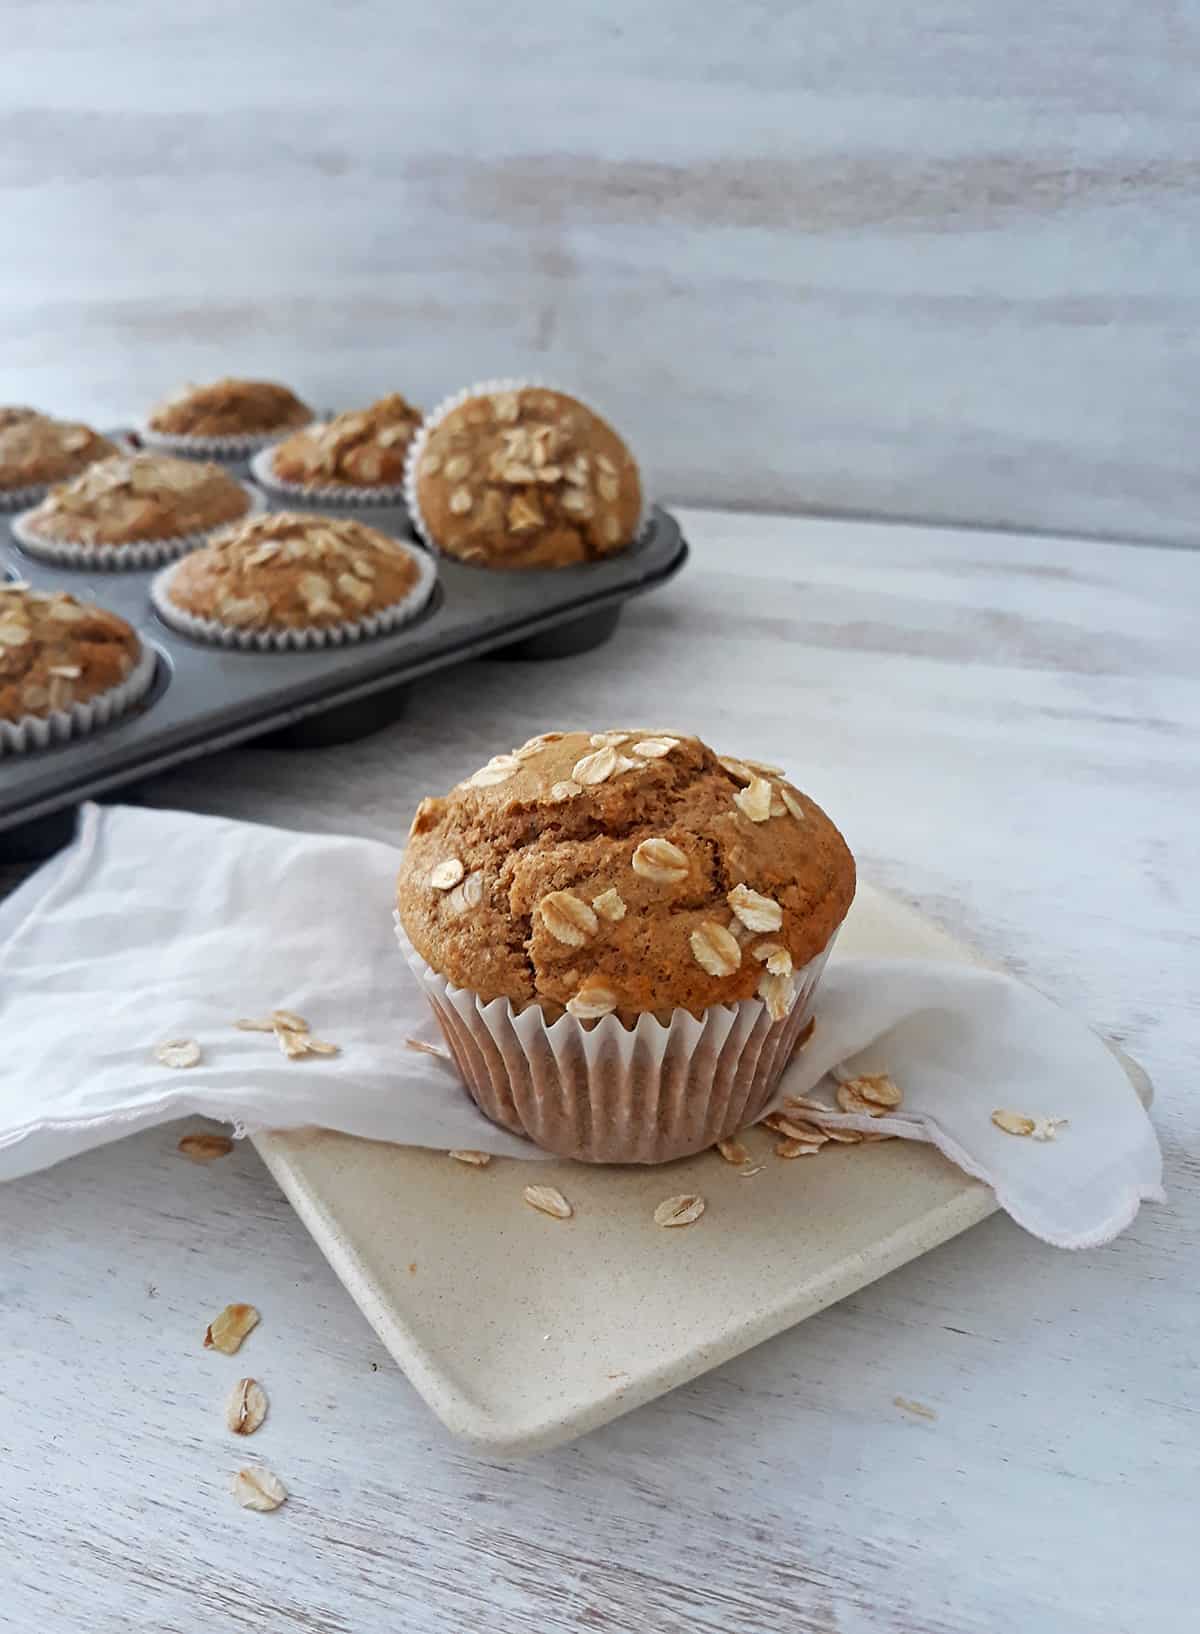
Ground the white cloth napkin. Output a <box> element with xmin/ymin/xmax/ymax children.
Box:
<box><xmin>0</xmin><ymin>804</ymin><xmax>1162</xmax><ymax>1247</ymax></box>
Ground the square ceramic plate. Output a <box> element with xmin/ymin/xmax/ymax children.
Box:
<box><xmin>253</xmin><ymin>884</ymin><xmax>1150</xmax><ymax>1455</ymax></box>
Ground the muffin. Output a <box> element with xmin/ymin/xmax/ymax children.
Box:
<box><xmin>259</xmin><ymin>393</ymin><xmax>423</xmax><ymax>497</ymax></box>
<box><xmin>0</xmin><ymin>584</ymin><xmax>153</xmax><ymax>753</ymax></box>
<box><xmin>406</xmin><ymin>383</ymin><xmax>642</xmax><ymax>568</ymax></box>
<box><xmin>395</xmin><ymin>730</ymin><xmax>855</xmax><ymax>1162</ymax></box>
<box><xmin>144</xmin><ymin>378</ymin><xmax>312</xmax><ymax>451</ymax></box>
<box><xmin>152</xmin><ymin>510</ymin><xmax>437</xmax><ymax>649</ymax></box>
<box><xmin>0</xmin><ymin>408</ymin><xmax>118</xmax><ymax>505</ymax></box>
<box><xmin>13</xmin><ymin>453</ymin><xmax>254</xmax><ymax>567</ymax></box>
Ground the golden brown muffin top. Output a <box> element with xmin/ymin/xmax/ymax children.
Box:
<box><xmin>413</xmin><ymin>387</ymin><xmax>641</xmax><ymax>569</ymax></box>
<box><xmin>396</xmin><ymin>731</ymin><xmax>855</xmax><ymax>1023</ymax></box>
<box><xmin>146</xmin><ymin>378</ymin><xmax>312</xmax><ymax>438</ymax></box>
<box><xmin>163</xmin><ymin>510</ymin><xmax>425</xmax><ymax>631</ymax></box>
<box><xmin>0</xmin><ymin>409</ymin><xmax>117</xmax><ymax>490</ymax></box>
<box><xmin>0</xmin><ymin>585</ymin><xmax>141</xmax><ymax>723</ymax></box>
<box><xmin>270</xmin><ymin>394</ymin><xmax>423</xmax><ymax>488</ymax></box>
<box><xmin>25</xmin><ymin>453</ymin><xmax>251</xmax><ymax>545</ymax></box>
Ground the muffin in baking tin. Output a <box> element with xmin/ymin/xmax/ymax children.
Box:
<box><xmin>263</xmin><ymin>394</ymin><xmax>423</xmax><ymax>494</ymax></box>
<box><xmin>0</xmin><ymin>408</ymin><xmax>118</xmax><ymax>501</ymax></box>
<box><xmin>145</xmin><ymin>378</ymin><xmax>312</xmax><ymax>442</ymax></box>
<box><xmin>407</xmin><ymin>385</ymin><xmax>642</xmax><ymax>569</ymax></box>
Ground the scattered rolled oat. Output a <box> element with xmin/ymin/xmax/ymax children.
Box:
<box><xmin>572</xmin><ymin>745</ymin><xmax>620</xmax><ymax>785</ymax></box>
<box><xmin>779</xmin><ymin>787</ymin><xmax>806</xmax><ymax>822</ymax></box>
<box><xmin>155</xmin><ymin>1038</ymin><xmax>201</xmax><ymax>1070</ymax></box>
<box><xmin>718</xmin><ymin>755</ymin><xmax>753</xmax><ymax>783</ymax></box>
<box><xmin>271</xmin><ymin>1009</ymin><xmax>309</xmax><ymax>1033</ymax></box>
<box><xmin>404</xmin><ymin>1036</ymin><xmax>450</xmax><ymax>1060</ymax></box>
<box><xmin>523</xmin><ymin>1184</ymin><xmax>573</xmax><ymax>1219</ymax></box>
<box><xmin>468</xmin><ymin>754</ymin><xmax>520</xmax><ymax>788</ymax></box>
<box><xmin>716</xmin><ymin>1137</ymin><xmax>751</xmax><ymax>1166</ymax></box>
<box><xmin>653</xmin><ymin>1194</ymin><xmax>706</xmax><ymax>1228</ymax></box>
<box><xmin>764</xmin><ymin>1112</ymin><xmax>829</xmax><ymax>1145</ymax></box>
<box><xmin>1031</xmin><ymin>1116</ymin><xmax>1069</xmax><ymax>1142</ymax></box>
<box><xmin>547</xmin><ymin>779</ymin><xmax>582</xmax><ymax>802</ymax></box>
<box><xmin>753</xmin><ymin>941</ymin><xmax>794</xmax><ymax>976</ymax></box>
<box><xmin>992</xmin><ymin>1109</ymin><xmax>1037</xmax><ymax>1137</ymax></box>
<box><xmin>727</xmin><ymin>883</ymin><xmax>783</xmax><ymax>933</ymax></box>
<box><xmin>234</xmin><ymin>1017</ymin><xmax>276</xmax><ymax>1033</ymax></box>
<box><xmin>204</xmin><ymin>1303</ymin><xmax>261</xmax><ymax>1355</ymax></box>
<box><xmin>776</xmin><ymin>1138</ymin><xmax>824</xmax><ymax>1159</ymax></box>
<box><xmin>690</xmin><ymin>921</ymin><xmax>742</xmax><ymax>978</ymax></box>
<box><xmin>449</xmin><ymin>1149</ymin><xmax>491</xmax><ymax>1167</ymax></box>
<box><xmin>178</xmin><ymin>1132</ymin><xmax>234</xmax><ymax>1163</ymax></box>
<box><xmin>851</xmin><ymin>1072</ymin><xmax>903</xmax><ymax>1109</ymax></box>
<box><xmin>225</xmin><ymin>1378</ymin><xmax>268</xmax><ymax>1436</ymax></box>
<box><xmin>836</xmin><ymin>1080</ymin><xmax>887</xmax><ymax>1117</ymax></box>
<box><xmin>812</xmin><ymin>1124</ymin><xmax>865</xmax><ymax>1144</ymax></box>
<box><xmin>631</xmin><ymin>836</ymin><xmax>689</xmax><ymax>886</ymax></box>
<box><xmin>733</xmin><ymin>777</ymin><xmax>773</xmax><ymax>823</ymax></box>
<box><xmin>630</xmin><ymin>736</ymin><xmax>678</xmax><ymax>758</ymax></box>
<box><xmin>737</xmin><ymin>1164</ymin><xmax>766</xmax><ymax>1177</ymax></box>
<box><xmin>232</xmin><ymin>1466</ymin><xmax>287</xmax><ymax>1512</ymax></box>
<box><xmin>757</xmin><ymin>970</ymin><xmax>795</xmax><ymax>1022</ymax></box>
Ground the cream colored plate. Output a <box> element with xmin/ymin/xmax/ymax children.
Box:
<box><xmin>254</xmin><ymin>884</ymin><xmax>1150</xmax><ymax>1455</ymax></box>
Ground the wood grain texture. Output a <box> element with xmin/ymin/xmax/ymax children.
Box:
<box><xmin>2</xmin><ymin>3</ymin><xmax>1198</xmax><ymax>544</ymax></box>
<box><xmin>1</xmin><ymin>508</ymin><xmax>1197</xmax><ymax>1632</ymax></box>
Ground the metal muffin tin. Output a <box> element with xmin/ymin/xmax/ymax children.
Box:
<box><xmin>1</xmin><ymin>448</ymin><xmax>687</xmax><ymax>855</ymax></box>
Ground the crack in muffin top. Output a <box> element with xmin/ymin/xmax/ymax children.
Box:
<box><xmin>396</xmin><ymin>730</ymin><xmax>855</xmax><ymax>1022</ymax></box>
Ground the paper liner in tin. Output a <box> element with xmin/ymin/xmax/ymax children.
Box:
<box><xmin>0</xmin><ymin>640</ymin><xmax>158</xmax><ymax>756</ymax></box>
<box><xmin>9</xmin><ymin>483</ymin><xmax>266</xmax><ymax>572</ymax></box>
<box><xmin>249</xmin><ymin>445</ymin><xmax>410</xmax><ymax>509</ymax></box>
<box><xmin>402</xmin><ymin>377</ymin><xmax>651</xmax><ymax>564</ymax></box>
<box><xmin>394</xmin><ymin>916</ymin><xmax>837</xmax><ymax>1165</ymax></box>
<box><xmin>137</xmin><ymin>420</ymin><xmax>314</xmax><ymax>460</ymax></box>
<box><xmin>150</xmin><ymin>541</ymin><xmax>437</xmax><ymax>652</ymax></box>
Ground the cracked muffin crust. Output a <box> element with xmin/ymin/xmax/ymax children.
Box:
<box><xmin>410</xmin><ymin>386</ymin><xmax>641</xmax><ymax>568</ymax></box>
<box><xmin>268</xmin><ymin>394</ymin><xmax>423</xmax><ymax>489</ymax></box>
<box><xmin>0</xmin><ymin>584</ymin><xmax>141</xmax><ymax>723</ymax></box>
<box><xmin>22</xmin><ymin>453</ymin><xmax>251</xmax><ymax>546</ymax></box>
<box><xmin>161</xmin><ymin>510</ymin><xmax>426</xmax><ymax>631</ymax></box>
<box><xmin>396</xmin><ymin>730</ymin><xmax>855</xmax><ymax>1023</ymax></box>
<box><xmin>0</xmin><ymin>408</ymin><xmax>117</xmax><ymax>493</ymax></box>
<box><xmin>146</xmin><ymin>378</ymin><xmax>312</xmax><ymax>439</ymax></box>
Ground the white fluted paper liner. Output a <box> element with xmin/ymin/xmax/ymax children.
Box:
<box><xmin>403</xmin><ymin>377</ymin><xmax>651</xmax><ymax>563</ymax></box>
<box><xmin>137</xmin><ymin>421</ymin><xmax>314</xmax><ymax>459</ymax></box>
<box><xmin>150</xmin><ymin>541</ymin><xmax>437</xmax><ymax>652</ymax></box>
<box><xmin>1</xmin><ymin>483</ymin><xmax>50</xmax><ymax>513</ymax></box>
<box><xmin>395</xmin><ymin>915</ymin><xmax>837</xmax><ymax>1164</ymax></box>
<box><xmin>9</xmin><ymin>484</ymin><xmax>266</xmax><ymax>572</ymax></box>
<box><xmin>0</xmin><ymin>640</ymin><xmax>157</xmax><ymax>756</ymax></box>
<box><xmin>249</xmin><ymin>444</ymin><xmax>410</xmax><ymax>508</ymax></box>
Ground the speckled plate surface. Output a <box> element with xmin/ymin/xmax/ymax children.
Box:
<box><xmin>253</xmin><ymin>884</ymin><xmax>1150</xmax><ymax>1455</ymax></box>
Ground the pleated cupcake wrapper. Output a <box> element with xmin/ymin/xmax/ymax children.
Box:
<box><xmin>137</xmin><ymin>423</ymin><xmax>312</xmax><ymax>459</ymax></box>
<box><xmin>249</xmin><ymin>446</ymin><xmax>410</xmax><ymax>509</ymax></box>
<box><xmin>0</xmin><ymin>640</ymin><xmax>157</xmax><ymax>756</ymax></box>
<box><xmin>395</xmin><ymin>916</ymin><xmax>838</xmax><ymax>1165</ymax></box>
<box><xmin>403</xmin><ymin>376</ymin><xmax>651</xmax><ymax>562</ymax></box>
<box><xmin>1</xmin><ymin>483</ymin><xmax>50</xmax><ymax>513</ymax></box>
<box><xmin>9</xmin><ymin>484</ymin><xmax>266</xmax><ymax>572</ymax></box>
<box><xmin>150</xmin><ymin>542</ymin><xmax>437</xmax><ymax>652</ymax></box>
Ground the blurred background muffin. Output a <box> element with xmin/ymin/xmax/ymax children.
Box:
<box><xmin>144</xmin><ymin>377</ymin><xmax>312</xmax><ymax>450</ymax></box>
<box><xmin>407</xmin><ymin>385</ymin><xmax>641</xmax><ymax>568</ymax></box>
<box><xmin>0</xmin><ymin>408</ymin><xmax>118</xmax><ymax>505</ymax></box>
<box><xmin>261</xmin><ymin>393</ymin><xmax>423</xmax><ymax>496</ymax></box>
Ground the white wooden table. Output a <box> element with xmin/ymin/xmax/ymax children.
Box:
<box><xmin>2</xmin><ymin>510</ymin><xmax>1196</xmax><ymax>1634</ymax></box>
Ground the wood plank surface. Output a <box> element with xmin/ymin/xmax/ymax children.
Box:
<box><xmin>1</xmin><ymin>508</ymin><xmax>1196</xmax><ymax>1632</ymax></box>
<box><xmin>3</xmin><ymin>3</ymin><xmax>1198</xmax><ymax>543</ymax></box>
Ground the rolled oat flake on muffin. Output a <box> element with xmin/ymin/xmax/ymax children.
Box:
<box><xmin>394</xmin><ymin>730</ymin><xmax>855</xmax><ymax>1163</ymax></box>
<box><xmin>407</xmin><ymin>384</ymin><xmax>643</xmax><ymax>568</ymax></box>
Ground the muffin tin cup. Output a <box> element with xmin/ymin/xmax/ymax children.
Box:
<box><xmin>149</xmin><ymin>541</ymin><xmax>439</xmax><ymax>653</ymax></box>
<box><xmin>9</xmin><ymin>483</ymin><xmax>267</xmax><ymax>572</ymax></box>
<box><xmin>395</xmin><ymin>918</ymin><xmax>840</xmax><ymax>1165</ymax></box>
<box><xmin>137</xmin><ymin>424</ymin><xmax>312</xmax><ymax>460</ymax></box>
<box><xmin>249</xmin><ymin>446</ymin><xmax>409</xmax><ymax>508</ymax></box>
<box><xmin>403</xmin><ymin>377</ymin><xmax>651</xmax><ymax>562</ymax></box>
<box><xmin>0</xmin><ymin>640</ymin><xmax>158</xmax><ymax>757</ymax></box>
